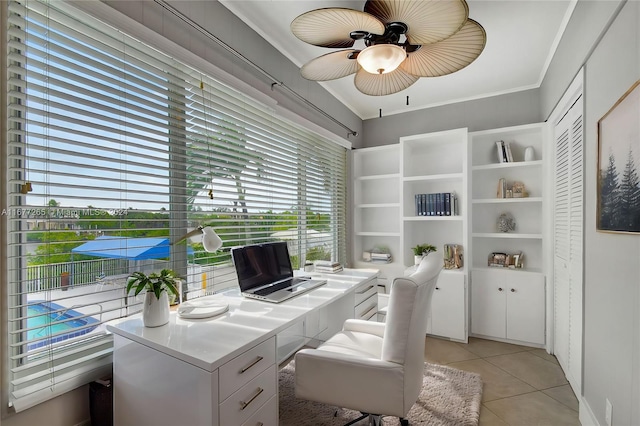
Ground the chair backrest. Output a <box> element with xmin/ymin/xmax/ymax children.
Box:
<box><xmin>381</xmin><ymin>252</ymin><xmax>443</xmax><ymax>411</ymax></box>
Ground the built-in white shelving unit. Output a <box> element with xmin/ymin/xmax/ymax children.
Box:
<box><xmin>352</xmin><ymin>124</ymin><xmax>548</xmax><ymax>346</ymax></box>
<box><xmin>352</xmin><ymin>145</ymin><xmax>405</xmax><ymax>287</ymax></box>
<box><xmin>399</xmin><ymin>128</ymin><xmax>469</xmax><ymax>342</ymax></box>
<box><xmin>469</xmin><ymin>123</ymin><xmax>547</xmax><ymax>347</ymax></box>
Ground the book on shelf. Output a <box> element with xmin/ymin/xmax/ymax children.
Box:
<box><xmin>370</xmin><ymin>252</ymin><xmax>392</xmax><ymax>260</ymax></box>
<box><xmin>444</xmin><ymin>192</ymin><xmax>451</xmax><ymax>216</ymax></box>
<box><xmin>495</xmin><ymin>140</ymin><xmax>515</xmax><ymax>163</ymax></box>
<box><xmin>313</xmin><ymin>260</ymin><xmax>344</xmax><ymax>273</ymax></box>
<box><xmin>496</xmin><ymin>140</ymin><xmax>508</xmax><ymax>163</ymax></box>
<box><xmin>313</xmin><ymin>260</ymin><xmax>341</xmax><ymax>268</ymax></box>
<box><xmin>505</xmin><ymin>141</ymin><xmax>514</xmax><ymax>162</ymax></box>
<box><xmin>413</xmin><ymin>192</ymin><xmax>458</xmax><ymax>216</ymax></box>
<box><xmin>314</xmin><ymin>265</ymin><xmax>344</xmax><ymax>273</ymax></box>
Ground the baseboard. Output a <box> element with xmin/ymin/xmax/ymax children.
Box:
<box><xmin>580</xmin><ymin>396</ymin><xmax>600</xmax><ymax>426</ymax></box>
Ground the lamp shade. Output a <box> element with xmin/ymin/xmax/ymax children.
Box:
<box><xmin>201</xmin><ymin>226</ymin><xmax>223</xmax><ymax>252</ymax></box>
<box><xmin>357</xmin><ymin>44</ymin><xmax>406</xmax><ymax>75</ymax></box>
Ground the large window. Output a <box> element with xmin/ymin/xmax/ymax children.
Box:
<box><xmin>4</xmin><ymin>0</ymin><xmax>347</xmax><ymax>411</ymax></box>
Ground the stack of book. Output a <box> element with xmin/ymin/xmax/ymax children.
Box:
<box><xmin>496</xmin><ymin>140</ymin><xmax>514</xmax><ymax>163</ymax></box>
<box><xmin>313</xmin><ymin>260</ymin><xmax>344</xmax><ymax>273</ymax></box>
<box><xmin>370</xmin><ymin>252</ymin><xmax>392</xmax><ymax>264</ymax></box>
<box><xmin>414</xmin><ymin>192</ymin><xmax>458</xmax><ymax>216</ymax></box>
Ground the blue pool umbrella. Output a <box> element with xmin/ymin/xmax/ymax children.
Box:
<box><xmin>71</xmin><ymin>236</ymin><xmax>194</xmax><ymax>260</ymax></box>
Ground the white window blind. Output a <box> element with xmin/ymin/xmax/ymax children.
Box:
<box><xmin>5</xmin><ymin>0</ymin><xmax>347</xmax><ymax>411</ymax></box>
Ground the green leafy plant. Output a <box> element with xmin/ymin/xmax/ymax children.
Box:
<box><xmin>411</xmin><ymin>244</ymin><xmax>437</xmax><ymax>256</ymax></box>
<box><xmin>126</xmin><ymin>269</ymin><xmax>180</xmax><ymax>300</ymax></box>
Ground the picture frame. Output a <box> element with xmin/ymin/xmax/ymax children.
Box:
<box><xmin>597</xmin><ymin>79</ymin><xmax>640</xmax><ymax>233</ymax></box>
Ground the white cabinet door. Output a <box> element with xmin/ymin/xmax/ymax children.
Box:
<box><xmin>506</xmin><ymin>274</ymin><xmax>545</xmax><ymax>344</ymax></box>
<box><xmin>472</xmin><ymin>269</ymin><xmax>545</xmax><ymax>345</ymax></box>
<box><xmin>430</xmin><ymin>272</ymin><xmax>466</xmax><ymax>341</ymax></box>
<box><xmin>471</xmin><ymin>269</ymin><xmax>506</xmax><ymax>338</ymax></box>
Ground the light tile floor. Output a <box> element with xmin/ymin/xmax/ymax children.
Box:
<box><xmin>424</xmin><ymin>336</ymin><xmax>580</xmax><ymax>426</ymax></box>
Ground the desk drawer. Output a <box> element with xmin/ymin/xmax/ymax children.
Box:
<box><xmin>241</xmin><ymin>394</ymin><xmax>277</xmax><ymax>426</ymax></box>
<box><xmin>355</xmin><ymin>293</ymin><xmax>377</xmax><ymax>320</ymax></box>
<box><xmin>220</xmin><ymin>337</ymin><xmax>276</xmax><ymax>402</ymax></box>
<box><xmin>354</xmin><ymin>279</ymin><xmax>377</xmax><ymax>305</ymax></box>
<box><xmin>220</xmin><ymin>364</ymin><xmax>276</xmax><ymax>426</ymax></box>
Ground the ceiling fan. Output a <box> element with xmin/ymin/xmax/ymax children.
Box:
<box><xmin>291</xmin><ymin>0</ymin><xmax>486</xmax><ymax>96</ymax></box>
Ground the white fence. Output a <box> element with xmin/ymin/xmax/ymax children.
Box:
<box><xmin>26</xmin><ymin>258</ymin><xmax>238</xmax><ymax>297</ymax></box>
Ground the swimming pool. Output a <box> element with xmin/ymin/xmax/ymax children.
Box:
<box><xmin>27</xmin><ymin>301</ymin><xmax>99</xmax><ymax>350</ymax></box>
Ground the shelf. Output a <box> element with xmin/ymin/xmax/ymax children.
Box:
<box><xmin>356</xmin><ymin>203</ymin><xmax>400</xmax><ymax>209</ymax></box>
<box><xmin>472</xmin><ymin>197</ymin><xmax>542</xmax><ymax>204</ymax></box>
<box><xmin>471</xmin><ymin>160</ymin><xmax>542</xmax><ymax>171</ymax></box>
<box><xmin>403</xmin><ymin>216</ymin><xmax>463</xmax><ymax>221</ymax></box>
<box><xmin>404</xmin><ymin>265</ymin><xmax>466</xmax><ymax>275</ymax></box>
<box><xmin>472</xmin><ymin>233</ymin><xmax>542</xmax><ymax>239</ymax></box>
<box><xmin>356</xmin><ymin>173</ymin><xmax>400</xmax><ymax>181</ymax></box>
<box><xmin>355</xmin><ymin>232</ymin><xmax>401</xmax><ymax>237</ymax></box>
<box><xmin>403</xmin><ymin>172</ymin><xmax>463</xmax><ymax>183</ymax></box>
<box><xmin>472</xmin><ymin>266</ymin><xmax>543</xmax><ymax>274</ymax></box>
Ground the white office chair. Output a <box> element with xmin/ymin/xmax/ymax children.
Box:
<box><xmin>295</xmin><ymin>252</ymin><xmax>443</xmax><ymax>426</ymax></box>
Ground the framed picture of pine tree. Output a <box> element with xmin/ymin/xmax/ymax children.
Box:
<box><xmin>597</xmin><ymin>79</ymin><xmax>640</xmax><ymax>233</ymax></box>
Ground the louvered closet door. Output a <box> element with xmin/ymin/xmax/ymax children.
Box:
<box><xmin>553</xmin><ymin>94</ymin><xmax>584</xmax><ymax>396</ymax></box>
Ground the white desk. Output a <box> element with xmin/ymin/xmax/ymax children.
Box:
<box><xmin>106</xmin><ymin>268</ymin><xmax>378</xmax><ymax>426</ymax></box>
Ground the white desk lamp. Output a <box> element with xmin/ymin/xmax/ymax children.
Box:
<box><xmin>174</xmin><ymin>226</ymin><xmax>228</xmax><ymax>318</ymax></box>
<box><xmin>174</xmin><ymin>226</ymin><xmax>222</xmax><ymax>252</ymax></box>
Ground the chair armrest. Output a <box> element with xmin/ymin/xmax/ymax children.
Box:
<box><xmin>343</xmin><ymin>319</ymin><xmax>385</xmax><ymax>338</ymax></box>
<box><xmin>294</xmin><ymin>348</ymin><xmax>405</xmax><ymax>416</ymax></box>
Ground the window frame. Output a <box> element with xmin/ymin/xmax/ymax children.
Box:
<box><xmin>2</xmin><ymin>0</ymin><xmax>349</xmax><ymax>413</ymax></box>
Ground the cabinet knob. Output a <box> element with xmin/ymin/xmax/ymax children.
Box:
<box><xmin>498</xmin><ymin>287</ymin><xmax>503</xmax><ymax>292</ymax></box>
<box><xmin>435</xmin><ymin>287</ymin><xmax>440</xmax><ymax>290</ymax></box>
<box><xmin>510</xmin><ymin>288</ymin><xmax>516</xmax><ymax>292</ymax></box>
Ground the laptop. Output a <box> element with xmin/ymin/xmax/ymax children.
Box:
<box><xmin>231</xmin><ymin>241</ymin><xmax>326</xmax><ymax>303</ymax></box>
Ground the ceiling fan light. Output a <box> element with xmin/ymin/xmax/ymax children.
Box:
<box><xmin>357</xmin><ymin>44</ymin><xmax>406</xmax><ymax>75</ymax></box>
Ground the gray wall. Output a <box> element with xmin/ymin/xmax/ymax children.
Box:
<box><xmin>101</xmin><ymin>0</ymin><xmax>364</xmax><ymax>148</ymax></box>
<box><xmin>581</xmin><ymin>2</ymin><xmax>639</xmax><ymax>425</ymax></box>
<box><xmin>361</xmin><ymin>89</ymin><xmax>541</xmax><ymax>147</ymax></box>
<box><xmin>540</xmin><ymin>0</ymin><xmax>624</xmax><ymax>120</ymax></box>
<box><xmin>540</xmin><ymin>1</ymin><xmax>639</xmax><ymax>425</ymax></box>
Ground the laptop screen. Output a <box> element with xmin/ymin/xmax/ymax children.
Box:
<box><xmin>231</xmin><ymin>242</ymin><xmax>294</xmax><ymax>292</ymax></box>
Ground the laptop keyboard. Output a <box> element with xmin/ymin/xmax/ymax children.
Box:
<box><xmin>253</xmin><ymin>277</ymin><xmax>305</xmax><ymax>296</ymax></box>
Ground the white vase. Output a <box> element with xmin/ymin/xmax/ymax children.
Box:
<box><xmin>143</xmin><ymin>291</ymin><xmax>170</xmax><ymax>327</ymax></box>
<box><xmin>414</xmin><ymin>255</ymin><xmax>424</xmax><ymax>266</ymax></box>
<box><xmin>524</xmin><ymin>146</ymin><xmax>535</xmax><ymax>162</ymax></box>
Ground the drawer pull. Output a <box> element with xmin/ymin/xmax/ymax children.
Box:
<box><xmin>356</xmin><ymin>285</ymin><xmax>374</xmax><ymax>294</ymax></box>
<box><xmin>240</xmin><ymin>356</ymin><xmax>263</xmax><ymax>374</ymax></box>
<box><xmin>363</xmin><ymin>306</ymin><xmax>377</xmax><ymax>320</ymax></box>
<box><xmin>240</xmin><ymin>387</ymin><xmax>264</xmax><ymax>410</ymax></box>
<box><xmin>359</xmin><ymin>303</ymin><xmax>377</xmax><ymax>319</ymax></box>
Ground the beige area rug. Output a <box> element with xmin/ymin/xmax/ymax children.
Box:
<box><xmin>279</xmin><ymin>360</ymin><xmax>483</xmax><ymax>426</ymax></box>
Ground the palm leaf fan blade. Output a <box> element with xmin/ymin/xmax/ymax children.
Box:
<box><xmin>401</xmin><ymin>19</ymin><xmax>486</xmax><ymax>77</ymax></box>
<box><xmin>301</xmin><ymin>50</ymin><xmax>360</xmax><ymax>81</ymax></box>
<box><xmin>364</xmin><ymin>0</ymin><xmax>468</xmax><ymax>45</ymax></box>
<box><xmin>354</xmin><ymin>67</ymin><xmax>419</xmax><ymax>96</ymax></box>
<box><xmin>291</xmin><ymin>8</ymin><xmax>384</xmax><ymax>48</ymax></box>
